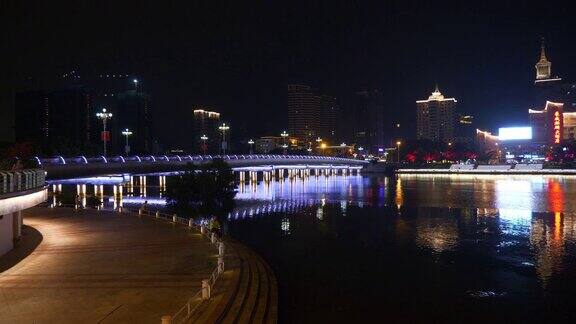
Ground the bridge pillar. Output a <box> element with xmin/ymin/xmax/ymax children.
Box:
<box><xmin>76</xmin><ymin>184</ymin><xmax>86</xmax><ymax>197</ymax></box>
<box><xmin>52</xmin><ymin>184</ymin><xmax>61</xmax><ymax>194</ymax></box>
<box><xmin>239</xmin><ymin>171</ymin><xmax>245</xmax><ymax>182</ymax></box>
<box><xmin>139</xmin><ymin>176</ymin><xmax>147</xmax><ymax>188</ymax></box>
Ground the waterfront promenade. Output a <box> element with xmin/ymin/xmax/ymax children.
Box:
<box><xmin>0</xmin><ymin>208</ymin><xmax>276</xmax><ymax>323</ymax></box>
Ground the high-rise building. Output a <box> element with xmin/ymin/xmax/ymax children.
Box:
<box><xmin>192</xmin><ymin>109</ymin><xmax>221</xmax><ymax>153</ymax></box>
<box><xmin>14</xmin><ymin>91</ymin><xmax>49</xmax><ymax>144</ymax></box>
<box><xmin>287</xmin><ymin>84</ymin><xmax>341</xmax><ymax>145</ymax></box>
<box><xmin>350</xmin><ymin>90</ymin><xmax>385</xmax><ymax>152</ymax></box>
<box><xmin>85</xmin><ymin>74</ymin><xmax>153</xmax><ymax>154</ymax></box>
<box><xmin>318</xmin><ymin>94</ymin><xmax>339</xmax><ymax>142</ymax></box>
<box><xmin>111</xmin><ymin>90</ymin><xmax>151</xmax><ymax>154</ymax></box>
<box><xmin>416</xmin><ymin>85</ymin><xmax>457</xmax><ymax>142</ymax></box>
<box><xmin>287</xmin><ymin>84</ymin><xmax>320</xmax><ymax>143</ymax></box>
<box><xmin>15</xmin><ymin>86</ymin><xmax>92</xmax><ymax>153</ymax></box>
<box><xmin>15</xmin><ymin>71</ymin><xmax>155</xmax><ymax>155</ymax></box>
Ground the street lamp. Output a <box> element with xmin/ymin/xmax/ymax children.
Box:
<box><xmin>218</xmin><ymin>123</ymin><xmax>230</xmax><ymax>154</ymax></box>
<box><xmin>280</xmin><ymin>131</ymin><xmax>289</xmax><ymax>155</ymax></box>
<box><xmin>248</xmin><ymin>139</ymin><xmax>255</xmax><ymax>155</ymax></box>
<box><xmin>96</xmin><ymin>108</ymin><xmax>113</xmax><ymax>156</ymax></box>
<box><xmin>396</xmin><ymin>141</ymin><xmax>402</xmax><ymax>163</ymax></box>
<box><xmin>133</xmin><ymin>79</ymin><xmax>138</xmax><ymax>91</ymax></box>
<box><xmin>121</xmin><ymin>128</ymin><xmax>133</xmax><ymax>155</ymax></box>
<box><xmin>200</xmin><ymin>134</ymin><xmax>208</xmax><ymax>155</ymax></box>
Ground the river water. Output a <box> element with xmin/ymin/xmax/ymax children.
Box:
<box><xmin>51</xmin><ymin>173</ymin><xmax>576</xmax><ymax>322</ymax></box>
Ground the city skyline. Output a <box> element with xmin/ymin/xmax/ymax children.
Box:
<box><xmin>2</xmin><ymin>1</ymin><xmax>576</xmax><ymax>148</ymax></box>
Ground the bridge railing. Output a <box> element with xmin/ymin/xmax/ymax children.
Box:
<box><xmin>36</xmin><ymin>154</ymin><xmax>364</xmax><ymax>166</ymax></box>
<box><xmin>0</xmin><ymin>169</ymin><xmax>46</xmax><ymax>196</ymax></box>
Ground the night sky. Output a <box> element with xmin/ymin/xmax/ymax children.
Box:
<box><xmin>1</xmin><ymin>1</ymin><xmax>575</xmax><ymax>145</ymax></box>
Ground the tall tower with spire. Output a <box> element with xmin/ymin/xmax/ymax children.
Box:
<box><xmin>535</xmin><ymin>38</ymin><xmax>552</xmax><ymax>80</ymax></box>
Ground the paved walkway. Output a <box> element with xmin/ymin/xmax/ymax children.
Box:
<box><xmin>0</xmin><ymin>208</ymin><xmax>219</xmax><ymax>323</ymax></box>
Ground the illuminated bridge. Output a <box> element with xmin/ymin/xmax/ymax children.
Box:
<box><xmin>37</xmin><ymin>154</ymin><xmax>369</xmax><ymax>180</ymax></box>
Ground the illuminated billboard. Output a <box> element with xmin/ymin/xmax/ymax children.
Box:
<box><xmin>498</xmin><ymin>127</ymin><xmax>532</xmax><ymax>141</ymax></box>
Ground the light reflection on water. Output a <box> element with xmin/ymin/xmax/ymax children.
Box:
<box><xmin>49</xmin><ymin>173</ymin><xmax>576</xmax><ymax>321</ymax></box>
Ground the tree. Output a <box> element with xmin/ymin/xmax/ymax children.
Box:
<box><xmin>164</xmin><ymin>159</ymin><xmax>237</xmax><ymax>218</ymax></box>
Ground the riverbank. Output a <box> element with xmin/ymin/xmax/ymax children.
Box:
<box><xmin>0</xmin><ymin>207</ymin><xmax>277</xmax><ymax>323</ymax></box>
<box><xmin>396</xmin><ymin>168</ymin><xmax>576</xmax><ymax>175</ymax></box>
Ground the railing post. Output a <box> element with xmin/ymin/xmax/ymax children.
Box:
<box><xmin>202</xmin><ymin>279</ymin><xmax>211</xmax><ymax>300</ymax></box>
<box><xmin>155</xmin><ymin>211</ymin><xmax>160</xmax><ymax>218</ymax></box>
<box><xmin>138</xmin><ymin>208</ymin><xmax>143</xmax><ymax>215</ymax></box>
<box><xmin>172</xmin><ymin>214</ymin><xmax>177</xmax><ymax>223</ymax></box>
<box><xmin>188</xmin><ymin>219</ymin><xmax>193</xmax><ymax>228</ymax></box>
<box><xmin>218</xmin><ymin>256</ymin><xmax>225</xmax><ymax>274</ymax></box>
<box><xmin>161</xmin><ymin>315</ymin><xmax>172</xmax><ymax>324</ymax></box>
<box><xmin>211</xmin><ymin>233</ymin><xmax>216</xmax><ymax>244</ymax></box>
<box><xmin>201</xmin><ymin>225</ymin><xmax>206</xmax><ymax>235</ymax></box>
<box><xmin>118</xmin><ymin>206</ymin><xmax>123</xmax><ymax>213</ymax></box>
<box><xmin>219</xmin><ymin>242</ymin><xmax>225</xmax><ymax>256</ymax></box>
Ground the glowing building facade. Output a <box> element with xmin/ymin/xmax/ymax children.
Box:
<box><xmin>529</xmin><ymin>101</ymin><xmax>565</xmax><ymax>145</ymax></box>
<box><xmin>416</xmin><ymin>85</ymin><xmax>457</xmax><ymax>142</ymax></box>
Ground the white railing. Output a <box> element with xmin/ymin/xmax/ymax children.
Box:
<box><xmin>38</xmin><ymin>154</ymin><xmax>366</xmax><ymax>166</ymax></box>
<box><xmin>0</xmin><ymin>169</ymin><xmax>46</xmax><ymax>195</ymax></box>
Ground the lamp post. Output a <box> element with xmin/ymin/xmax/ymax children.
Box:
<box><xmin>320</xmin><ymin>143</ymin><xmax>327</xmax><ymax>155</ymax></box>
<box><xmin>133</xmin><ymin>79</ymin><xmax>138</xmax><ymax>91</ymax></box>
<box><xmin>248</xmin><ymin>139</ymin><xmax>254</xmax><ymax>155</ymax></box>
<box><xmin>218</xmin><ymin>123</ymin><xmax>230</xmax><ymax>154</ymax></box>
<box><xmin>200</xmin><ymin>135</ymin><xmax>208</xmax><ymax>154</ymax></box>
<box><xmin>96</xmin><ymin>108</ymin><xmax>113</xmax><ymax>156</ymax></box>
<box><xmin>396</xmin><ymin>141</ymin><xmax>402</xmax><ymax>163</ymax></box>
<box><xmin>281</xmin><ymin>131</ymin><xmax>289</xmax><ymax>155</ymax></box>
<box><xmin>121</xmin><ymin>128</ymin><xmax>133</xmax><ymax>155</ymax></box>
<box><xmin>316</xmin><ymin>137</ymin><xmax>323</xmax><ymax>155</ymax></box>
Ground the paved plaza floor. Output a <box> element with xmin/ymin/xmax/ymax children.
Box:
<box><xmin>0</xmin><ymin>208</ymin><xmax>218</xmax><ymax>323</ymax></box>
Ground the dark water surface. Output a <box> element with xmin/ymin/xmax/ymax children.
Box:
<box><xmin>51</xmin><ymin>174</ymin><xmax>576</xmax><ymax>323</ymax></box>
<box><xmin>227</xmin><ymin>174</ymin><xmax>576</xmax><ymax>323</ymax></box>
